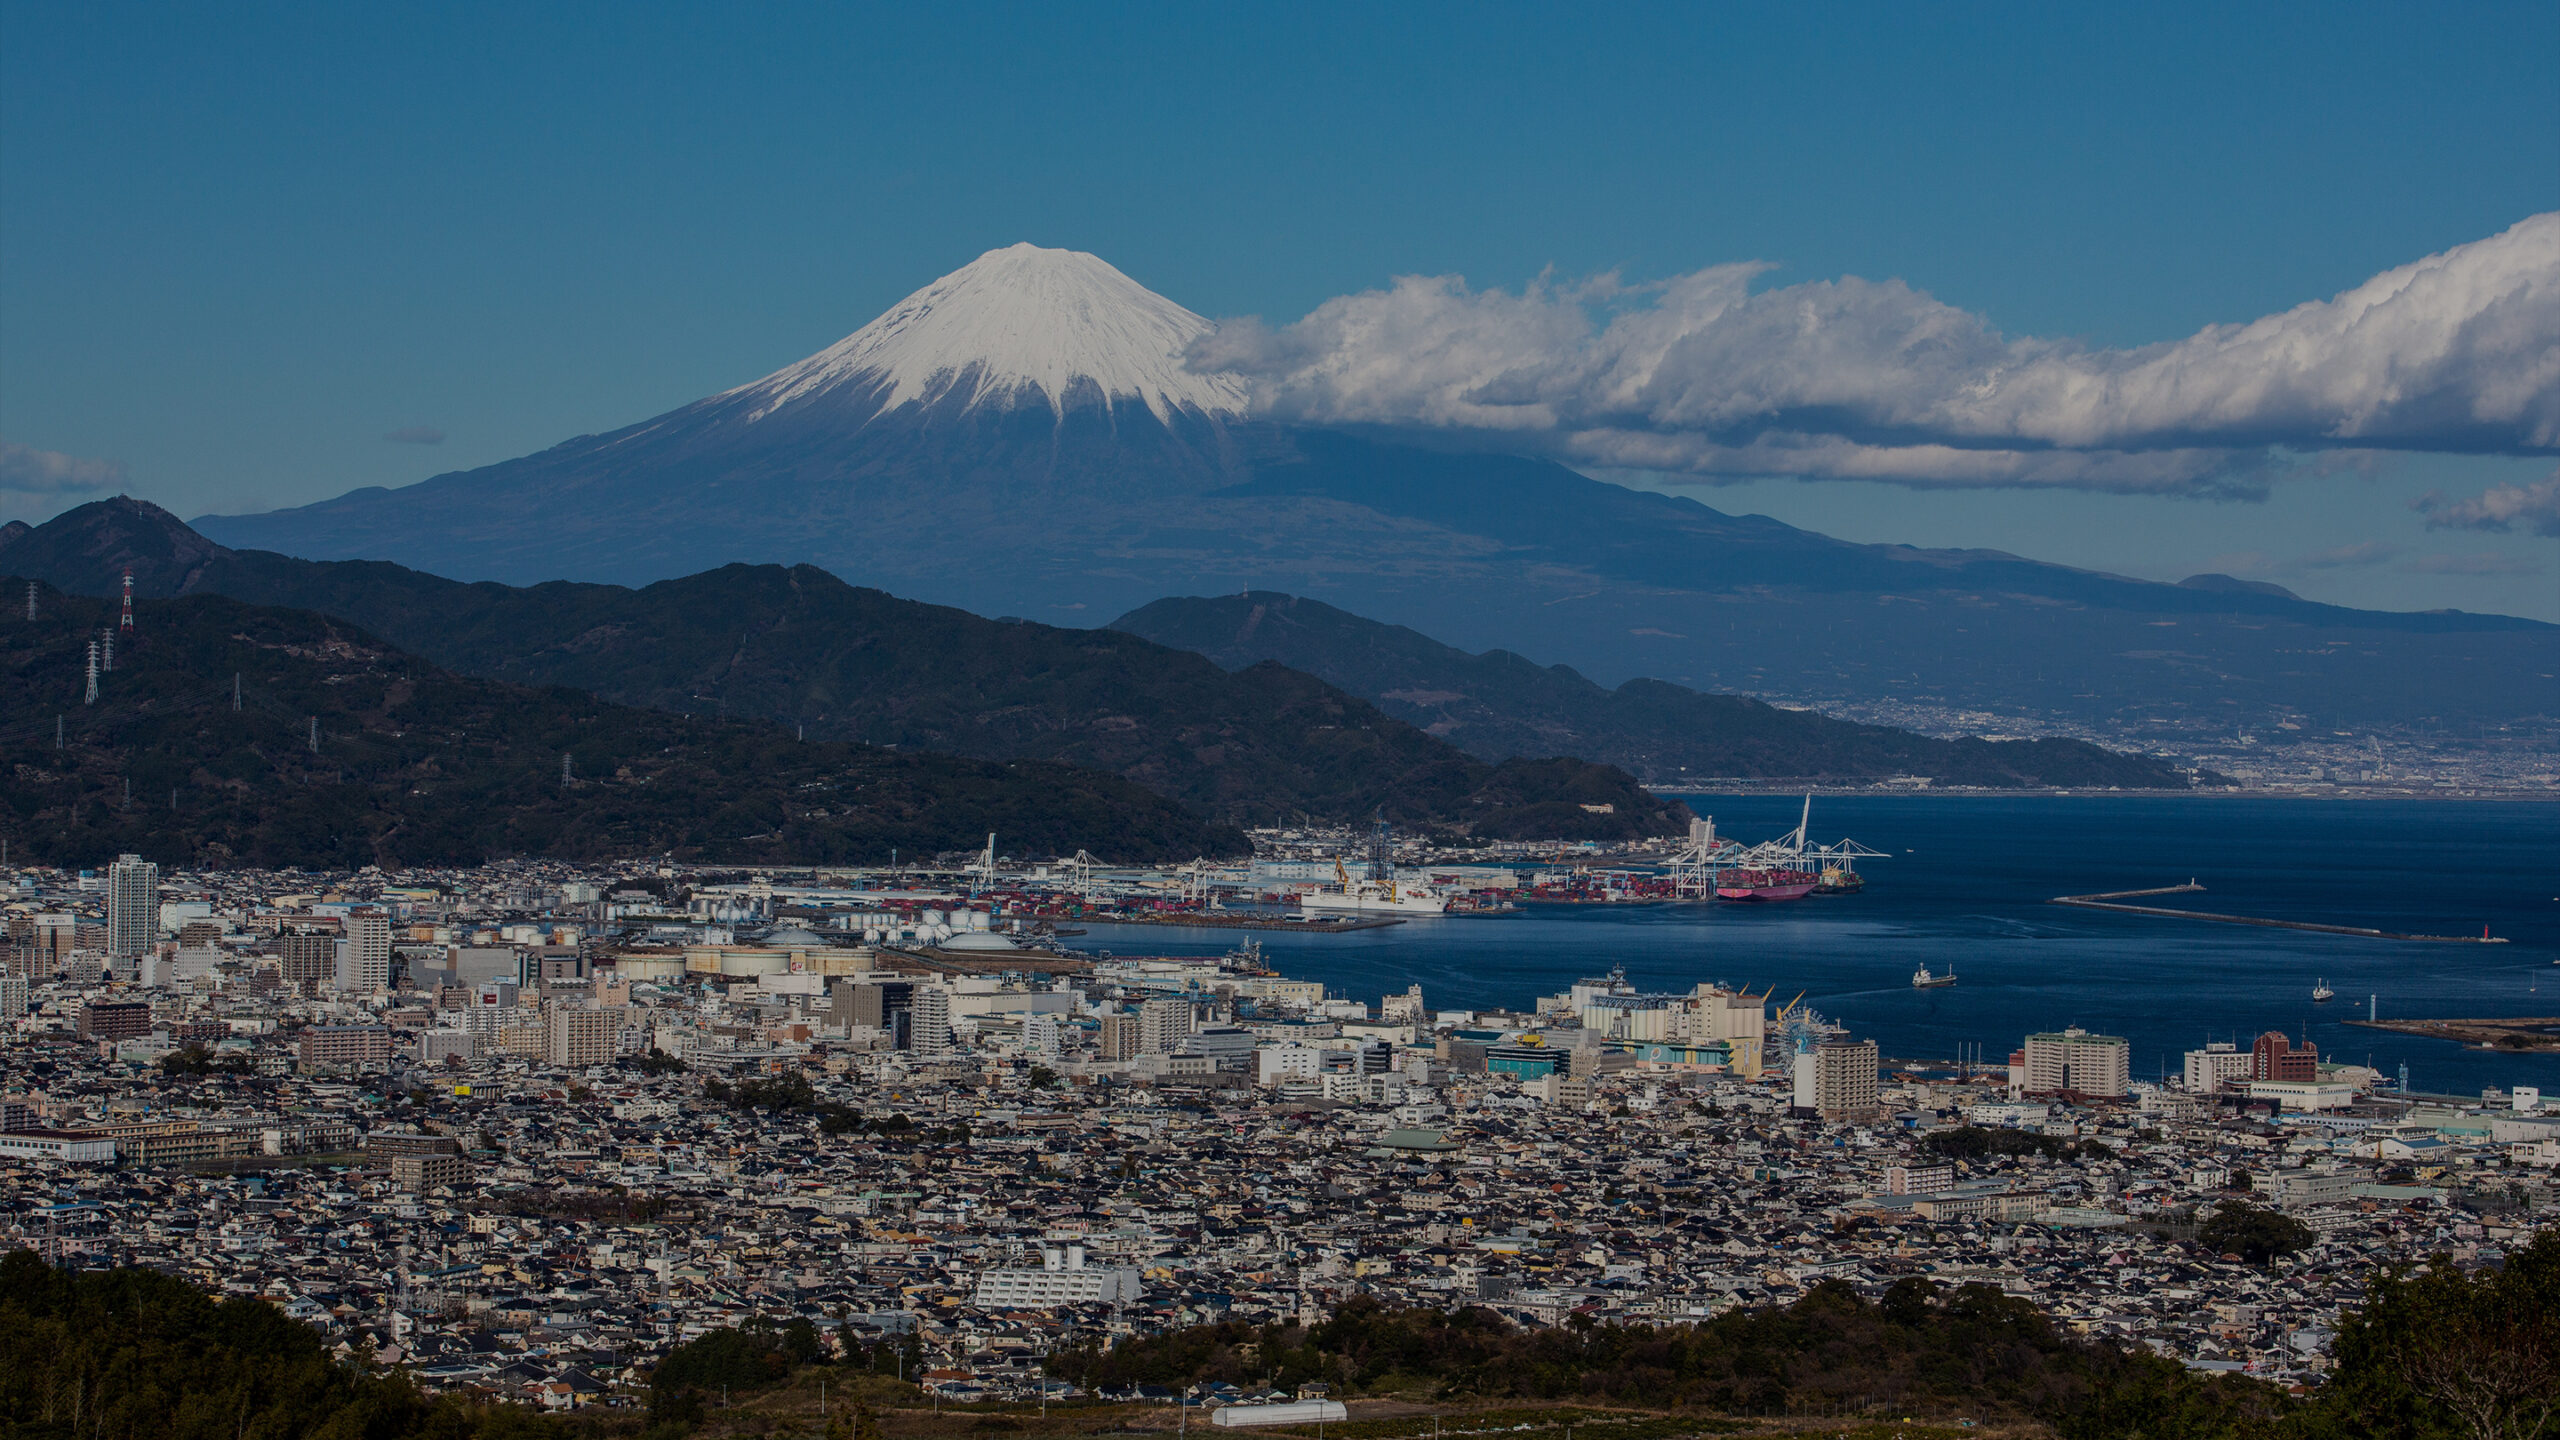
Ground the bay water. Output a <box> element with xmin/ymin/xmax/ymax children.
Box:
<box><xmin>1072</xmin><ymin>795</ymin><xmax>2560</xmax><ymax>1097</ymax></box>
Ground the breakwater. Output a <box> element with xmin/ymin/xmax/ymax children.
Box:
<box><xmin>2049</xmin><ymin>883</ymin><xmax>2505</xmax><ymax>943</ymax></box>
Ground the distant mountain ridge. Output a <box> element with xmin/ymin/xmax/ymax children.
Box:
<box><xmin>1113</xmin><ymin>591</ymin><xmax>2209</xmax><ymax>789</ymax></box>
<box><xmin>1</xmin><ymin>499</ymin><xmax>1690</xmax><ymax>839</ymax></box>
<box><xmin>188</xmin><ymin>244</ymin><xmax>2554</xmax><ymax>734</ymax></box>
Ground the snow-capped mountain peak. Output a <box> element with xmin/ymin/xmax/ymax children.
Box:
<box><xmin>731</xmin><ymin>243</ymin><xmax>1247</xmax><ymax>425</ymax></box>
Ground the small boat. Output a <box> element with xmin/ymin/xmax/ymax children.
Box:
<box><xmin>1912</xmin><ymin>964</ymin><xmax>1956</xmax><ymax>989</ymax></box>
<box><xmin>2312</xmin><ymin>979</ymin><xmax>2336</xmax><ymax>1003</ymax></box>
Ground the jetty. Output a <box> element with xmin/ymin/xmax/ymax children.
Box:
<box><xmin>2346</xmin><ymin>1016</ymin><xmax>2560</xmax><ymax>1051</ymax></box>
<box><xmin>2049</xmin><ymin>882</ymin><xmax>2506</xmax><ymax>943</ymax></box>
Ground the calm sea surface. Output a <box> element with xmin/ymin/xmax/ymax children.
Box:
<box><xmin>1070</xmin><ymin>795</ymin><xmax>2560</xmax><ymax>1097</ymax></box>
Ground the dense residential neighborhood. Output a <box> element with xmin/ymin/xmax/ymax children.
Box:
<box><xmin>1</xmin><ymin>855</ymin><xmax>2551</xmax><ymax>1419</ymax></box>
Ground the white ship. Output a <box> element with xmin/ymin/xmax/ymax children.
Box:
<box><xmin>1911</xmin><ymin>964</ymin><xmax>1956</xmax><ymax>988</ymax></box>
<box><xmin>1296</xmin><ymin>847</ymin><xmax>1449</xmax><ymax>916</ymax></box>
<box><xmin>1298</xmin><ymin>879</ymin><xmax>1449</xmax><ymax>917</ymax></box>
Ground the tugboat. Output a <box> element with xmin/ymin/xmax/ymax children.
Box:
<box><xmin>1912</xmin><ymin>964</ymin><xmax>1957</xmax><ymax>989</ymax></box>
<box><xmin>2312</xmin><ymin>978</ymin><xmax>2336</xmax><ymax>1003</ymax></box>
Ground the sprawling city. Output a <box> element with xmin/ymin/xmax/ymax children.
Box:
<box><xmin>3</xmin><ymin>842</ymin><xmax>2552</xmax><ymax>1435</ymax></box>
<box><xmin>4</xmin><ymin>7</ymin><xmax>2555</xmax><ymax>1438</ymax></box>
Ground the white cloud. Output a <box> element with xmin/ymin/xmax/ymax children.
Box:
<box><xmin>2400</xmin><ymin>550</ymin><xmax>2546</xmax><ymax>576</ymax></box>
<box><xmin>1193</xmin><ymin>214</ymin><xmax>2560</xmax><ymax>494</ymax></box>
<box><xmin>0</xmin><ymin>438</ymin><xmax>124</xmax><ymax>499</ymax></box>
<box><xmin>2412</xmin><ymin>468</ymin><xmax>2560</xmax><ymax>537</ymax></box>
<box><xmin>2298</xmin><ymin>541</ymin><xmax>2405</xmax><ymax>569</ymax></box>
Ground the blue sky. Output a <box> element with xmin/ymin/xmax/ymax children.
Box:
<box><xmin>4</xmin><ymin>2</ymin><xmax>2555</xmax><ymax>616</ymax></box>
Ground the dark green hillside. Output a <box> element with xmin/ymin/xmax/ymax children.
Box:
<box><xmin>0</xmin><ymin>1251</ymin><xmax>582</xmax><ymax>1438</ymax></box>
<box><xmin>1116</xmin><ymin>590</ymin><xmax>2205</xmax><ymax>788</ymax></box>
<box><xmin>0</xmin><ymin>587</ymin><xmax>1242</xmax><ymax>868</ymax></box>
<box><xmin>0</xmin><ymin>499</ymin><xmax>1686</xmax><ymax>838</ymax></box>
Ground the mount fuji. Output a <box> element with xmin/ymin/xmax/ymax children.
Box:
<box><xmin>196</xmin><ymin>245</ymin><xmax>2553</xmax><ymax>734</ymax></box>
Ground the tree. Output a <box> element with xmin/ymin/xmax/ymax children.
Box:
<box><xmin>828</xmin><ymin>1400</ymin><xmax>885</xmax><ymax>1440</ymax></box>
<box><xmin>2198</xmin><ymin>1202</ymin><xmax>2312</xmax><ymax>1266</ymax></box>
<box><xmin>158</xmin><ymin>1043</ymin><xmax>215</xmax><ymax>1076</ymax></box>
<box><xmin>0</xmin><ymin>1253</ymin><xmax>579</xmax><ymax>1437</ymax></box>
<box><xmin>2312</xmin><ymin>1229</ymin><xmax>2560</xmax><ymax>1440</ymax></box>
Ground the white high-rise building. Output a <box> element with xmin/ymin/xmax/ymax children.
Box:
<box><xmin>910</xmin><ymin>983</ymin><xmax>953</xmax><ymax>1056</ymax></box>
<box><xmin>2024</xmin><ymin>1027</ymin><xmax>2131</xmax><ymax>1100</ymax></box>
<box><xmin>1022</xmin><ymin>1012</ymin><xmax>1061</xmax><ymax>1058</ymax></box>
<box><xmin>2182</xmin><ymin>1041</ymin><xmax>2249</xmax><ymax>1094</ymax></box>
<box><xmin>1258</xmin><ymin>1044</ymin><xmax>1323</xmax><ymax>1086</ymax></box>
<box><xmin>107</xmin><ymin>854</ymin><xmax>158</xmax><ymax>964</ymax></box>
<box><xmin>335</xmin><ymin>908</ymin><xmax>392</xmax><ymax>994</ymax></box>
<box><xmin>1139</xmin><ymin>996</ymin><xmax>1195</xmax><ymax>1055</ymax></box>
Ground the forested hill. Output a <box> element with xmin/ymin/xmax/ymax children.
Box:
<box><xmin>1116</xmin><ymin>590</ymin><xmax>2210</xmax><ymax>789</ymax></box>
<box><xmin>0</xmin><ymin>498</ymin><xmax>1687</xmax><ymax>839</ymax></box>
<box><xmin>0</xmin><ymin>586</ymin><xmax>1242</xmax><ymax>869</ymax></box>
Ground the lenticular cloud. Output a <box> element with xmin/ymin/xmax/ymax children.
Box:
<box><xmin>1191</xmin><ymin>213</ymin><xmax>2560</xmax><ymax>495</ymax></box>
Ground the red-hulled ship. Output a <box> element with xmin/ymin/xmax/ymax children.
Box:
<box><xmin>1714</xmin><ymin>867</ymin><xmax>1818</xmax><ymax>901</ymax></box>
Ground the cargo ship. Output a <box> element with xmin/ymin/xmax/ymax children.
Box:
<box><xmin>1295</xmin><ymin>851</ymin><xmax>1450</xmax><ymax>916</ymax></box>
<box><xmin>1714</xmin><ymin>867</ymin><xmax>1818</xmax><ymax>902</ymax></box>
<box><xmin>1912</xmin><ymin>964</ymin><xmax>1956</xmax><ymax>988</ymax></box>
<box><xmin>1297</xmin><ymin>879</ymin><xmax>1449</xmax><ymax>916</ymax></box>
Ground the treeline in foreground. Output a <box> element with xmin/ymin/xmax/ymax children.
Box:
<box><xmin>0</xmin><ymin>1250</ymin><xmax>604</xmax><ymax>1440</ymax></box>
<box><xmin>1058</xmin><ymin>1228</ymin><xmax>2557</xmax><ymax>1440</ymax></box>
<box><xmin>0</xmin><ymin>1232</ymin><xmax>2551</xmax><ymax>1439</ymax></box>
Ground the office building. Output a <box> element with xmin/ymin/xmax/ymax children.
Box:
<box><xmin>1258</xmin><ymin>1044</ymin><xmax>1323</xmax><ymax>1085</ymax></box>
<box><xmin>833</xmin><ymin>979</ymin><xmax>913</xmax><ymax>1046</ymax></box>
<box><xmin>415</xmin><ymin>1029</ymin><xmax>474</xmax><ymax>1064</ymax></box>
<box><xmin>1175</xmin><ymin>1025</ymin><xmax>1256</xmax><ymax>1071</ymax></box>
<box><xmin>2251</xmin><ymin>1030</ymin><xmax>2319</xmax><ymax>1083</ymax></box>
<box><xmin>2184</xmin><ymin>1041</ymin><xmax>2250</xmax><ymax>1093</ymax></box>
<box><xmin>1022</xmin><ymin>1012</ymin><xmax>1061</xmax><ymax>1058</ymax></box>
<box><xmin>2023</xmin><ymin>1027</ymin><xmax>2131</xmax><ymax>1101</ymax></box>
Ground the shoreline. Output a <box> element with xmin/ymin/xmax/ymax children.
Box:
<box><xmin>1658</xmin><ymin>786</ymin><xmax>2560</xmax><ymax>802</ymax></box>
